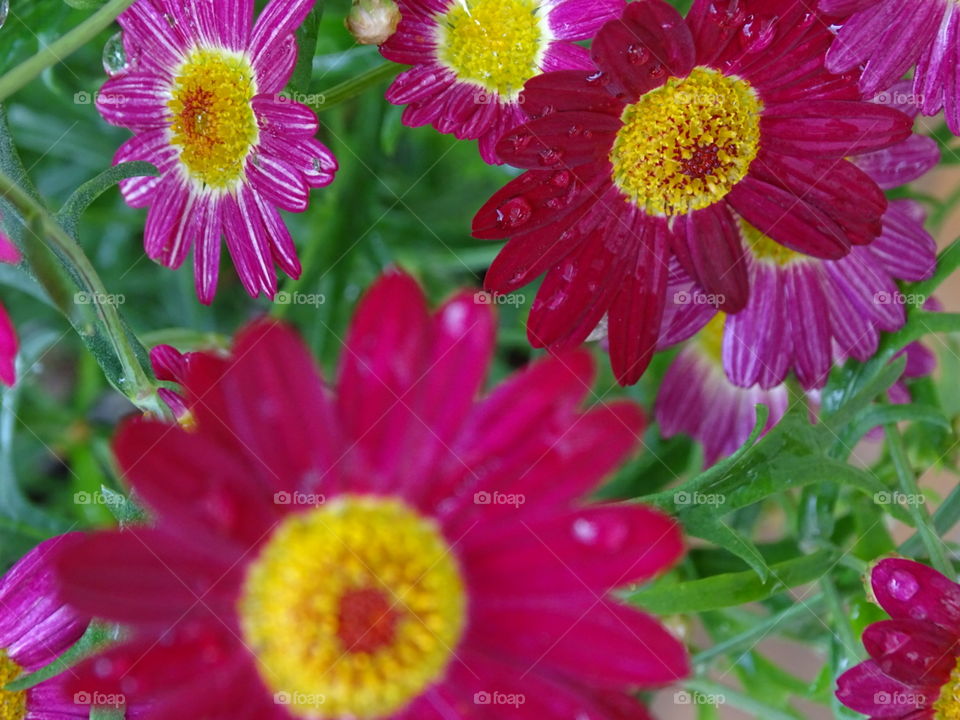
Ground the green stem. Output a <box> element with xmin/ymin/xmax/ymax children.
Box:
<box><xmin>692</xmin><ymin>596</ymin><xmax>825</xmax><ymax>666</ymax></box>
<box><xmin>821</xmin><ymin>577</ymin><xmax>862</xmax><ymax>660</ymax></box>
<box><xmin>884</xmin><ymin>423</ymin><xmax>955</xmax><ymax>577</ymax></box>
<box><xmin>684</xmin><ymin>679</ymin><xmax>798</xmax><ymax>720</ymax></box>
<box><xmin>0</xmin><ymin>0</ymin><xmax>137</xmax><ymax>102</ymax></box>
<box><xmin>901</xmin><ymin>481</ymin><xmax>960</xmax><ymax>556</ymax></box>
<box><xmin>0</xmin><ymin>170</ymin><xmax>161</xmax><ymax>413</ymax></box>
<box><xmin>308</xmin><ymin>62</ymin><xmax>404</xmax><ymax>112</ymax></box>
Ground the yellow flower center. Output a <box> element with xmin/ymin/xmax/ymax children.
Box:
<box><xmin>167</xmin><ymin>48</ymin><xmax>259</xmax><ymax>189</ymax></box>
<box><xmin>610</xmin><ymin>67</ymin><xmax>762</xmax><ymax>217</ymax></box>
<box><xmin>935</xmin><ymin>657</ymin><xmax>960</xmax><ymax>719</ymax></box>
<box><xmin>739</xmin><ymin>219</ymin><xmax>805</xmax><ymax>266</ymax></box>
<box><xmin>436</xmin><ymin>0</ymin><xmax>546</xmax><ymax>100</ymax></box>
<box><xmin>239</xmin><ymin>496</ymin><xmax>467</xmax><ymax>719</ymax></box>
<box><xmin>696</xmin><ymin>312</ymin><xmax>726</xmax><ymax>364</ymax></box>
<box><xmin>0</xmin><ymin>651</ymin><xmax>26</xmax><ymax>720</ymax></box>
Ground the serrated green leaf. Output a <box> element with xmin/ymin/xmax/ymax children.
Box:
<box><xmin>627</xmin><ymin>549</ymin><xmax>837</xmax><ymax>614</ymax></box>
<box><xmin>680</xmin><ymin>513</ymin><xmax>770</xmax><ymax>580</ymax></box>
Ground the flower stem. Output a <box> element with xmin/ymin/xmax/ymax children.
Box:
<box><xmin>884</xmin><ymin>422</ymin><xmax>955</xmax><ymax>578</ymax></box>
<box><xmin>0</xmin><ymin>0</ymin><xmax>137</xmax><ymax>102</ymax></box>
<box><xmin>0</xmin><ymin>170</ymin><xmax>162</xmax><ymax>414</ymax></box>
<box><xmin>309</xmin><ymin>62</ymin><xmax>404</xmax><ymax>112</ymax></box>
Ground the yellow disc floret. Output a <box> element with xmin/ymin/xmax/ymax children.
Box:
<box><xmin>739</xmin><ymin>219</ymin><xmax>805</xmax><ymax>266</ymax></box>
<box><xmin>935</xmin><ymin>656</ymin><xmax>960</xmax><ymax>719</ymax></box>
<box><xmin>697</xmin><ymin>313</ymin><xmax>726</xmax><ymax>364</ymax></box>
<box><xmin>167</xmin><ymin>48</ymin><xmax>259</xmax><ymax>189</ymax></box>
<box><xmin>610</xmin><ymin>67</ymin><xmax>762</xmax><ymax>217</ymax></box>
<box><xmin>436</xmin><ymin>0</ymin><xmax>546</xmax><ymax>100</ymax></box>
<box><xmin>239</xmin><ymin>496</ymin><xmax>467</xmax><ymax>719</ymax></box>
<box><xmin>0</xmin><ymin>651</ymin><xmax>26</xmax><ymax>720</ymax></box>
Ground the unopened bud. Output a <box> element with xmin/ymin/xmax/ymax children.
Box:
<box><xmin>346</xmin><ymin>0</ymin><xmax>401</xmax><ymax>46</ymax></box>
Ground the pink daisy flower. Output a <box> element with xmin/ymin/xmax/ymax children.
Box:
<box><xmin>0</xmin><ymin>227</ymin><xmax>20</xmax><ymax>387</ymax></box>
<box><xmin>837</xmin><ymin>558</ymin><xmax>960</xmax><ymax>718</ymax></box>
<box><xmin>473</xmin><ymin>0</ymin><xmax>912</xmax><ymax>384</ymax></box>
<box><xmin>381</xmin><ymin>0</ymin><xmax>626</xmax><ymax>164</ymax></box>
<box><xmin>0</xmin><ymin>534</ymin><xmax>92</xmax><ymax>718</ymax></box>
<box><xmin>824</xmin><ymin>0</ymin><xmax>960</xmax><ymax>133</ymax></box>
<box><xmin>57</xmin><ymin>271</ymin><xmax>687</xmax><ymax>720</ymax></box>
<box><xmin>98</xmin><ymin>0</ymin><xmax>338</xmax><ymax>303</ymax></box>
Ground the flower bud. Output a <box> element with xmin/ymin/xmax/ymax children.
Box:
<box><xmin>346</xmin><ymin>0</ymin><xmax>401</xmax><ymax>46</ymax></box>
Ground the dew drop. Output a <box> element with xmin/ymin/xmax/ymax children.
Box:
<box><xmin>648</xmin><ymin>63</ymin><xmax>666</xmax><ymax>79</ymax></box>
<box><xmin>498</xmin><ymin>197</ymin><xmax>532</xmax><ymax>228</ymax></box>
<box><xmin>102</xmin><ymin>32</ymin><xmax>128</xmax><ymax>76</ymax></box>
<box><xmin>626</xmin><ymin>44</ymin><xmax>650</xmax><ymax>65</ymax></box>
<box><xmin>888</xmin><ymin>569</ymin><xmax>919</xmax><ymax>601</ymax></box>
<box><xmin>550</xmin><ymin>170</ymin><xmax>571</xmax><ymax>188</ymax></box>
<box><xmin>0</xmin><ymin>0</ymin><xmax>8</xmax><ymax>29</ymax></box>
<box><xmin>538</xmin><ymin>148</ymin><xmax>563</xmax><ymax>166</ymax></box>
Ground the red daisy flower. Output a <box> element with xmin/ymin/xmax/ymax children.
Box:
<box><xmin>56</xmin><ymin>271</ymin><xmax>687</xmax><ymax>719</ymax></box>
<box><xmin>0</xmin><ymin>227</ymin><xmax>20</xmax><ymax>386</ymax></box>
<box><xmin>381</xmin><ymin>0</ymin><xmax>626</xmax><ymax>164</ymax></box>
<box><xmin>472</xmin><ymin>0</ymin><xmax>912</xmax><ymax>384</ymax></box>
<box><xmin>837</xmin><ymin>558</ymin><xmax>960</xmax><ymax>719</ymax></box>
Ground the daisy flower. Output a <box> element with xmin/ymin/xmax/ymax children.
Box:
<box><xmin>98</xmin><ymin>0</ymin><xmax>338</xmax><ymax>303</ymax></box>
<box><xmin>0</xmin><ymin>228</ymin><xmax>20</xmax><ymax>386</ymax></box>
<box><xmin>0</xmin><ymin>533</ymin><xmax>92</xmax><ymax>718</ymax></box>
<box><xmin>381</xmin><ymin>0</ymin><xmax>625</xmax><ymax>164</ymax></box>
<box><xmin>837</xmin><ymin>558</ymin><xmax>960</xmax><ymax>718</ymax></box>
<box><xmin>824</xmin><ymin>0</ymin><xmax>960</xmax><ymax>133</ymax></box>
<box><xmin>57</xmin><ymin>271</ymin><xmax>688</xmax><ymax>720</ymax></box>
<box><xmin>473</xmin><ymin>0</ymin><xmax>912</xmax><ymax>384</ymax></box>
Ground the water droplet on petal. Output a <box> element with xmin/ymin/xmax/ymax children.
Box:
<box><xmin>888</xmin><ymin>569</ymin><xmax>919</xmax><ymax>601</ymax></box>
<box><xmin>498</xmin><ymin>197</ymin><xmax>532</xmax><ymax>228</ymax></box>
<box><xmin>626</xmin><ymin>44</ymin><xmax>650</xmax><ymax>65</ymax></box>
<box><xmin>649</xmin><ymin>63</ymin><xmax>666</xmax><ymax>79</ymax></box>
<box><xmin>550</xmin><ymin>170</ymin><xmax>571</xmax><ymax>188</ymax></box>
<box><xmin>102</xmin><ymin>31</ymin><xmax>128</xmax><ymax>76</ymax></box>
<box><xmin>538</xmin><ymin>148</ymin><xmax>563</xmax><ymax>166</ymax></box>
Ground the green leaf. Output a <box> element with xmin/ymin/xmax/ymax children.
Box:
<box><xmin>847</xmin><ymin>403</ymin><xmax>950</xmax><ymax>448</ymax></box>
<box><xmin>56</xmin><ymin>161</ymin><xmax>156</xmax><ymax>237</ymax></box>
<box><xmin>912</xmin><ymin>238</ymin><xmax>960</xmax><ymax>299</ymax></box>
<box><xmin>290</xmin><ymin>1</ymin><xmax>325</xmax><ymax>93</ymax></box>
<box><xmin>627</xmin><ymin>549</ymin><xmax>838</xmax><ymax>614</ymax></box>
<box><xmin>100</xmin><ymin>486</ymin><xmax>147</xmax><ymax>526</ymax></box>
<box><xmin>679</xmin><ymin>513</ymin><xmax>770</xmax><ymax>580</ymax></box>
<box><xmin>820</xmin><ymin>355</ymin><xmax>907</xmax><ymax>436</ymax></box>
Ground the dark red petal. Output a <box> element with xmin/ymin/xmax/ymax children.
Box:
<box><xmin>863</xmin><ymin>619</ymin><xmax>958</xmax><ymax>687</ymax></box>
<box><xmin>590</xmin><ymin>0</ymin><xmax>695</xmax><ymax>103</ymax></box>
<box><xmin>836</xmin><ymin>659</ymin><xmax>940</xmax><ymax>717</ymax></box>
<box><xmin>726</xmin><ymin>175</ymin><xmax>849</xmax><ymax>259</ymax></box>
<box><xmin>520</xmin><ymin>70</ymin><xmax>626</xmax><ymax>119</ymax></box>
<box><xmin>760</xmin><ymin>100</ymin><xmax>912</xmax><ymax>157</ymax></box>
<box><xmin>495</xmin><ymin>111</ymin><xmax>620</xmax><ymax>170</ymax></box>
<box><xmin>607</xmin><ymin>212</ymin><xmax>670</xmax><ymax>384</ymax></box>
<box><xmin>670</xmin><ymin>203</ymin><xmax>748</xmax><ymax>313</ymax></box>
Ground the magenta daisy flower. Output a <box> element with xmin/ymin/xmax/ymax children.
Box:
<box><xmin>98</xmin><ymin>0</ymin><xmax>338</xmax><ymax>303</ymax></box>
<box><xmin>0</xmin><ymin>533</ymin><xmax>91</xmax><ymax>718</ymax></box>
<box><xmin>837</xmin><ymin>558</ymin><xmax>960</xmax><ymax>718</ymax></box>
<box><xmin>56</xmin><ymin>271</ymin><xmax>687</xmax><ymax>720</ymax></box>
<box><xmin>472</xmin><ymin>0</ymin><xmax>912</xmax><ymax>384</ymax></box>
<box><xmin>824</xmin><ymin>0</ymin><xmax>960</xmax><ymax>133</ymax></box>
<box><xmin>381</xmin><ymin>0</ymin><xmax>625</xmax><ymax>164</ymax></box>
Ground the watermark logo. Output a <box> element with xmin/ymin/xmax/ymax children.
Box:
<box><xmin>274</xmin><ymin>691</ymin><xmax>326</xmax><ymax>708</ymax></box>
<box><xmin>74</xmin><ymin>90</ymin><xmax>127</xmax><ymax>106</ymax></box>
<box><xmin>473</xmin><ymin>291</ymin><xmax>525</xmax><ymax>307</ymax></box>
<box><xmin>874</xmin><ymin>491</ymin><xmax>926</xmax><ymax>507</ymax></box>
<box><xmin>874</xmin><ymin>90</ymin><xmax>925</xmax><ymax>107</ymax></box>
<box><xmin>673</xmin><ymin>691</ymin><xmax>725</xmax><ymax>706</ymax></box>
<box><xmin>275</xmin><ymin>91</ymin><xmax>326</xmax><ymax>106</ymax></box>
<box><xmin>276</xmin><ymin>291</ymin><xmax>326</xmax><ymax>307</ymax></box>
<box><xmin>874</xmin><ymin>691</ymin><xmax>926</xmax><ymax>705</ymax></box>
<box><xmin>473</xmin><ymin>691</ymin><xmax>525</xmax><ymax>707</ymax></box>
<box><xmin>274</xmin><ymin>491</ymin><xmax>326</xmax><ymax>506</ymax></box>
<box><xmin>75</xmin><ymin>291</ymin><xmax>125</xmax><ymax>306</ymax></box>
<box><xmin>473</xmin><ymin>491</ymin><xmax>525</xmax><ymax>508</ymax></box>
<box><xmin>873</xmin><ymin>291</ymin><xmax>926</xmax><ymax>306</ymax></box>
<box><xmin>74</xmin><ymin>692</ymin><xmax>126</xmax><ymax>708</ymax></box>
<box><xmin>673</xmin><ymin>290</ymin><xmax>724</xmax><ymax>307</ymax></box>
<box><xmin>74</xmin><ymin>490</ymin><xmax>124</xmax><ymax>507</ymax></box>
<box><xmin>674</xmin><ymin>490</ymin><xmax>726</xmax><ymax>508</ymax></box>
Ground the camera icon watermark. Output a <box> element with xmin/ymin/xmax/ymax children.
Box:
<box><xmin>74</xmin><ymin>490</ymin><xmax>124</xmax><ymax>507</ymax></box>
<box><xmin>673</xmin><ymin>290</ymin><xmax>725</xmax><ymax>307</ymax></box>
<box><xmin>473</xmin><ymin>490</ymin><xmax>525</xmax><ymax>508</ymax></box>
<box><xmin>674</xmin><ymin>490</ymin><xmax>726</xmax><ymax>508</ymax></box>
<box><xmin>473</xmin><ymin>291</ymin><xmax>525</xmax><ymax>307</ymax></box>
<box><xmin>674</xmin><ymin>690</ymin><xmax>725</xmax><ymax>706</ymax></box>
<box><xmin>276</xmin><ymin>291</ymin><xmax>326</xmax><ymax>307</ymax></box>
<box><xmin>74</xmin><ymin>90</ymin><xmax>127</xmax><ymax>106</ymax></box>
<box><xmin>274</xmin><ymin>491</ymin><xmax>326</xmax><ymax>506</ymax></box>
<box><xmin>275</xmin><ymin>91</ymin><xmax>326</xmax><ymax>106</ymax></box>
<box><xmin>74</xmin><ymin>291</ymin><xmax>125</xmax><ymax>306</ymax></box>
<box><xmin>874</xmin><ymin>491</ymin><xmax>927</xmax><ymax>507</ymax></box>
<box><xmin>473</xmin><ymin>691</ymin><xmax>525</xmax><ymax>707</ymax></box>
<box><xmin>74</xmin><ymin>691</ymin><xmax>125</xmax><ymax>708</ymax></box>
<box><xmin>874</xmin><ymin>690</ymin><xmax>925</xmax><ymax>705</ymax></box>
<box><xmin>873</xmin><ymin>291</ymin><xmax>926</xmax><ymax>306</ymax></box>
